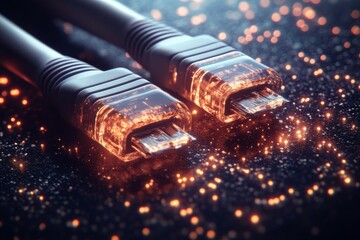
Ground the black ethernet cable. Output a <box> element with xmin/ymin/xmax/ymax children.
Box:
<box><xmin>33</xmin><ymin>0</ymin><xmax>288</xmax><ymax>123</ymax></box>
<box><xmin>0</xmin><ymin>14</ymin><xmax>194</xmax><ymax>162</ymax></box>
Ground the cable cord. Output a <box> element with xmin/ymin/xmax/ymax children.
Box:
<box><xmin>0</xmin><ymin>15</ymin><xmax>62</xmax><ymax>85</ymax></box>
<box><xmin>0</xmin><ymin>14</ymin><xmax>194</xmax><ymax>161</ymax></box>
<box><xmin>34</xmin><ymin>0</ymin><xmax>144</xmax><ymax>48</ymax></box>
<box><xmin>34</xmin><ymin>0</ymin><xmax>287</xmax><ymax>123</ymax></box>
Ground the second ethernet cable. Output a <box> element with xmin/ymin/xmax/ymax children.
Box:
<box><xmin>0</xmin><ymin>15</ymin><xmax>194</xmax><ymax>162</ymax></box>
<box><xmin>34</xmin><ymin>0</ymin><xmax>288</xmax><ymax>123</ymax></box>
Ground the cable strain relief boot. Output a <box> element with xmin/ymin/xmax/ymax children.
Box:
<box><xmin>124</xmin><ymin>19</ymin><xmax>183</xmax><ymax>66</ymax></box>
<box><xmin>145</xmin><ymin>35</ymin><xmax>231</xmax><ymax>95</ymax></box>
<box><xmin>38</xmin><ymin>57</ymin><xmax>100</xmax><ymax>123</ymax></box>
<box><xmin>38</xmin><ymin>57</ymin><xmax>98</xmax><ymax>95</ymax></box>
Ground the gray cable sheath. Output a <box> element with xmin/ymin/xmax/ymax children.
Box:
<box><xmin>0</xmin><ymin>14</ymin><xmax>62</xmax><ymax>85</ymax></box>
<box><xmin>34</xmin><ymin>0</ymin><xmax>144</xmax><ymax>48</ymax></box>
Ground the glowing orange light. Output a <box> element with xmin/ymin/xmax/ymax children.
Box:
<box><xmin>170</xmin><ymin>199</ymin><xmax>180</xmax><ymax>207</ymax></box>
<box><xmin>344</xmin><ymin>177</ymin><xmax>351</xmax><ymax>184</ymax></box>
<box><xmin>179</xmin><ymin>209</ymin><xmax>187</xmax><ymax>217</ymax></box>
<box><xmin>139</xmin><ymin>206</ymin><xmax>150</xmax><ymax>214</ymax></box>
<box><xmin>263</xmin><ymin>30</ymin><xmax>271</xmax><ymax>38</ymax></box>
<box><xmin>206</xmin><ymin>230</ymin><xmax>216</xmax><ymax>239</ymax></box>
<box><xmin>260</xmin><ymin>0</ymin><xmax>270</xmax><ymax>8</ymax></box>
<box><xmin>238</xmin><ymin>2</ymin><xmax>250</xmax><ymax>12</ymax></box>
<box><xmin>332</xmin><ymin>27</ymin><xmax>341</xmax><ymax>35</ymax></box>
<box><xmin>186</xmin><ymin>208</ymin><xmax>193</xmax><ymax>215</ymax></box>
<box><xmin>344</xmin><ymin>42</ymin><xmax>351</xmax><ymax>48</ymax></box>
<box><xmin>71</xmin><ymin>219</ymin><xmax>80</xmax><ymax>228</ymax></box>
<box><xmin>234</xmin><ymin>209</ymin><xmax>243</xmax><ymax>217</ymax></box>
<box><xmin>218</xmin><ymin>32</ymin><xmax>227</xmax><ymax>40</ymax></box>
<box><xmin>292</xmin><ymin>3</ymin><xmax>303</xmax><ymax>17</ymax></box>
<box><xmin>271</xmin><ymin>12</ymin><xmax>281</xmax><ymax>22</ymax></box>
<box><xmin>279</xmin><ymin>6</ymin><xmax>289</xmax><ymax>15</ymax></box>
<box><xmin>303</xmin><ymin>7</ymin><xmax>316</xmax><ymax>20</ymax></box>
<box><xmin>351</xmin><ymin>10</ymin><xmax>360</xmax><ymax>19</ymax></box>
<box><xmin>10</xmin><ymin>89</ymin><xmax>20</xmax><ymax>96</ymax></box>
<box><xmin>245</xmin><ymin>11</ymin><xmax>255</xmax><ymax>20</ymax></box>
<box><xmin>250</xmin><ymin>25</ymin><xmax>258</xmax><ymax>33</ymax></box>
<box><xmin>39</xmin><ymin>223</ymin><xmax>46</xmax><ymax>231</ymax></box>
<box><xmin>212</xmin><ymin>195</ymin><xmax>218</xmax><ymax>201</ymax></box>
<box><xmin>191</xmin><ymin>14</ymin><xmax>207</xmax><ymax>25</ymax></box>
<box><xmin>271</xmin><ymin>31</ymin><xmax>280</xmax><ymax>39</ymax></box>
<box><xmin>21</xmin><ymin>99</ymin><xmax>28</xmax><ymax>105</ymax></box>
<box><xmin>0</xmin><ymin>77</ymin><xmax>8</xmax><ymax>85</ymax></box>
<box><xmin>351</xmin><ymin>26</ymin><xmax>360</xmax><ymax>35</ymax></box>
<box><xmin>317</xmin><ymin>17</ymin><xmax>327</xmax><ymax>26</ymax></box>
<box><xmin>257</xmin><ymin>35</ymin><xmax>264</xmax><ymax>43</ymax></box>
<box><xmin>191</xmin><ymin>216</ymin><xmax>199</xmax><ymax>225</ymax></box>
<box><xmin>208</xmin><ymin>182</ymin><xmax>217</xmax><ymax>189</ymax></box>
<box><xmin>250</xmin><ymin>214</ymin><xmax>260</xmax><ymax>224</ymax></box>
<box><xmin>150</xmin><ymin>9</ymin><xmax>162</xmax><ymax>20</ymax></box>
<box><xmin>142</xmin><ymin>228</ymin><xmax>150</xmax><ymax>236</ymax></box>
<box><xmin>177</xmin><ymin>7</ymin><xmax>189</xmax><ymax>17</ymax></box>
<box><xmin>111</xmin><ymin>235</ymin><xmax>120</xmax><ymax>240</ymax></box>
<box><xmin>327</xmin><ymin>188</ymin><xmax>335</xmax><ymax>195</ymax></box>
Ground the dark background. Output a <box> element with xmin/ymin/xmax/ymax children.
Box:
<box><xmin>1</xmin><ymin>0</ymin><xmax>360</xmax><ymax>239</ymax></box>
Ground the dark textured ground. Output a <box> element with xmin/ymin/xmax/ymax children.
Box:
<box><xmin>0</xmin><ymin>0</ymin><xmax>360</xmax><ymax>239</ymax></box>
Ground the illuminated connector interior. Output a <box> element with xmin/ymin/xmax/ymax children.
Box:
<box><xmin>183</xmin><ymin>52</ymin><xmax>286</xmax><ymax>123</ymax></box>
<box><xmin>131</xmin><ymin>123</ymin><xmax>195</xmax><ymax>158</ymax></box>
<box><xmin>78</xmin><ymin>84</ymin><xmax>192</xmax><ymax>161</ymax></box>
<box><xmin>231</xmin><ymin>87</ymin><xmax>288</xmax><ymax>116</ymax></box>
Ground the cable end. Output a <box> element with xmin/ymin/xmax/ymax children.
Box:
<box><xmin>230</xmin><ymin>87</ymin><xmax>288</xmax><ymax>116</ymax></box>
<box><xmin>131</xmin><ymin>123</ymin><xmax>195</xmax><ymax>158</ymax></box>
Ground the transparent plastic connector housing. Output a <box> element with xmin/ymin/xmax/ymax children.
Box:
<box><xmin>77</xmin><ymin>84</ymin><xmax>192</xmax><ymax>161</ymax></box>
<box><xmin>183</xmin><ymin>52</ymin><xmax>286</xmax><ymax>123</ymax></box>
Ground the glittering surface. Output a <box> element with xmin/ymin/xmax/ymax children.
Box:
<box><xmin>1</xmin><ymin>0</ymin><xmax>360</xmax><ymax>239</ymax></box>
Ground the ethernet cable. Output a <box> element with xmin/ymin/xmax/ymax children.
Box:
<box><xmin>0</xmin><ymin>15</ymin><xmax>194</xmax><ymax>161</ymax></box>
<box><xmin>34</xmin><ymin>0</ymin><xmax>288</xmax><ymax>123</ymax></box>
